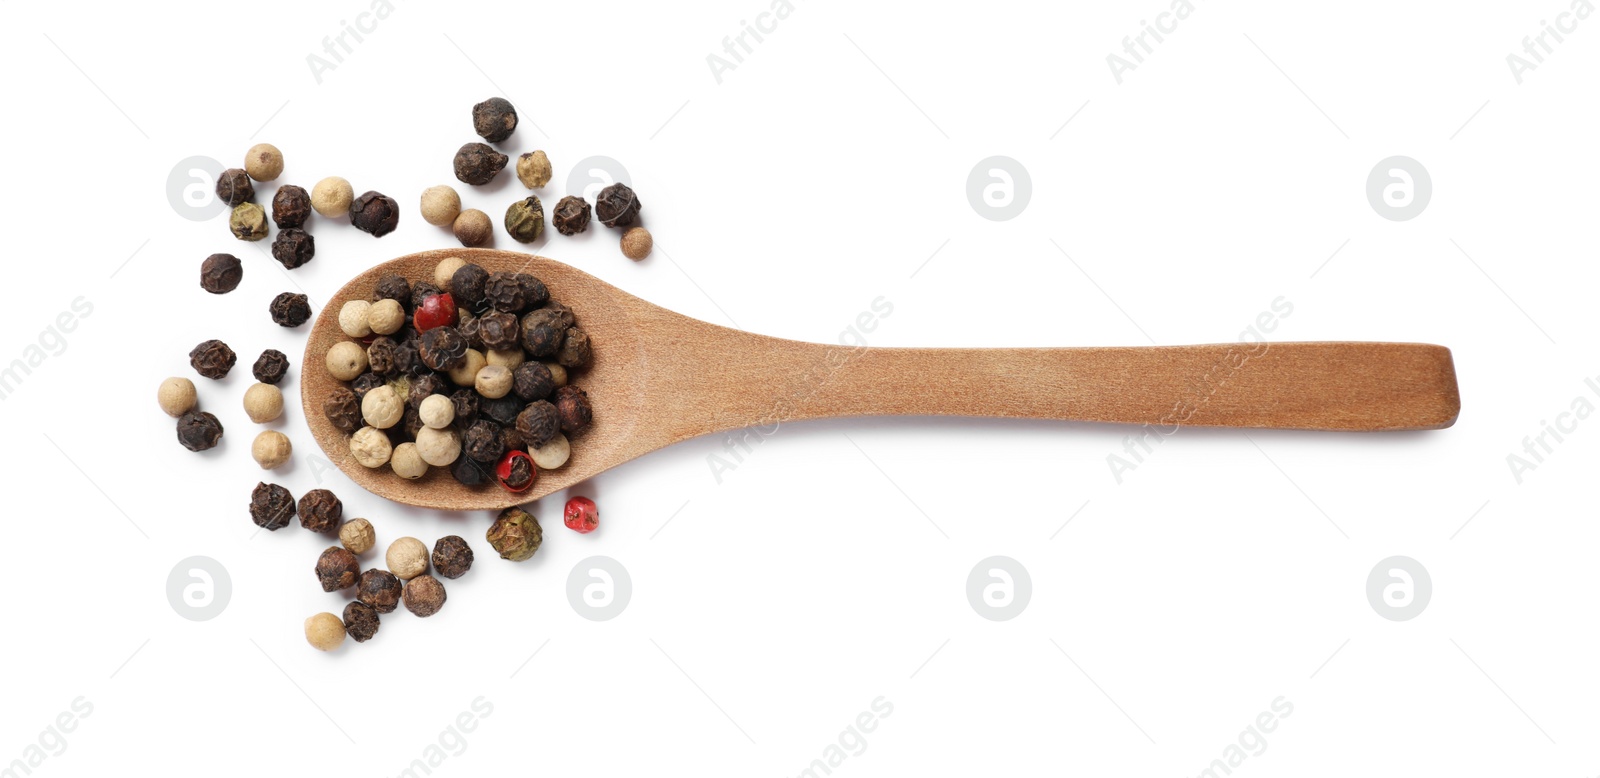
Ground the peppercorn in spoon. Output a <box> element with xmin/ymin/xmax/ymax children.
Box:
<box><xmin>303</xmin><ymin>249</ymin><xmax>1461</xmax><ymax>511</ymax></box>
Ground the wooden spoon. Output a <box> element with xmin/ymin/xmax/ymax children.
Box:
<box><xmin>303</xmin><ymin>249</ymin><xmax>1461</xmax><ymax>511</ymax></box>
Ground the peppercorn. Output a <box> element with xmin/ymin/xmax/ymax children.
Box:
<box><xmin>311</xmin><ymin>176</ymin><xmax>353</xmax><ymax>217</ymax></box>
<box><xmin>297</xmin><ymin>488</ymin><xmax>342</xmax><ymax>534</ymax></box>
<box><xmin>230</xmin><ymin>203</ymin><xmax>269</xmax><ymax>241</ymax></box>
<box><xmin>358</xmin><ymin>568</ymin><xmax>403</xmax><ymax>613</ymax></box>
<box><xmin>339</xmin><ymin>518</ymin><xmax>376</xmax><ymax>554</ymax></box>
<box><xmin>420</xmin><ymin>185</ymin><xmax>462</xmax><ymax>227</ymax></box>
<box><xmin>315</xmin><ymin>546</ymin><xmax>361</xmax><ymax>592</ymax></box>
<box><xmin>305</xmin><ymin>613</ymin><xmax>345</xmax><ymax>652</ymax></box>
<box><xmin>453</xmin><ymin>209</ymin><xmax>493</xmax><ymax>247</ymax></box>
<box><xmin>253</xmin><ymin>349</ymin><xmax>289</xmax><ymax>384</ymax></box>
<box><xmin>546</xmin><ymin>362</ymin><xmax>568</xmax><ymax>387</ymax></box>
<box><xmin>595</xmin><ymin>182</ymin><xmax>642</xmax><ymax>227</ymax></box>
<box><xmin>515</xmin><ymin>400</ymin><xmax>560</xmax><ymax>448</ymax></box>
<box><xmin>395</xmin><ymin>340</ymin><xmax>428</xmax><ymax>377</ymax></box>
<box><xmin>552</xmin><ymin>196</ymin><xmax>591</xmax><ymax>235</ymax></box>
<box><xmin>486</xmin><ymin>348</ymin><xmax>525</xmax><ymax>371</ymax></box>
<box><xmin>530</xmin><ymin>433</ymin><xmax>570</xmax><ymax>469</ymax></box>
<box><xmin>564</xmin><ymin>496</ymin><xmax>599</xmax><ymax>534</ymax></box>
<box><xmin>250</xmin><ymin>482</ymin><xmax>295</xmax><ymax>530</ymax></box>
<box><xmin>199</xmin><ymin>253</ymin><xmax>243</xmax><ymax>294</ymax></box>
<box><xmin>411</xmin><ymin>282</ymin><xmax>445</xmax><ymax>315</ymax></box>
<box><xmin>272</xmin><ymin>185</ymin><xmax>312</xmax><ymax>229</ymax></box>
<box><xmin>215</xmin><ymin>169</ymin><xmax>254</xmax><ymax>207</ymax></box>
<box><xmin>245</xmin><ymin>143</ymin><xmax>284</xmax><ymax>181</ymax></box>
<box><xmin>190</xmin><ymin>339</ymin><xmax>236</xmax><ymax>379</ymax></box>
<box><xmin>386</xmin><ymin>537</ymin><xmax>429</xmax><ymax>580</ymax></box>
<box><xmin>419</xmin><ymin>327</ymin><xmax>468</xmax><ymax>371</ymax></box>
<box><xmin>324</xmin><ymin>386</ymin><xmax>362</xmax><ymax>432</ymax></box>
<box><xmin>269</xmin><ymin>292</ymin><xmax>311</xmax><ymax>327</ymax></box>
<box><xmin>487</xmin><ymin>506</ymin><xmax>542</xmax><ymax>561</ymax></box>
<box><xmin>557</xmin><ymin>327</ymin><xmax>592</xmax><ymax>370</ymax></box>
<box><xmin>414</xmin><ymin>426</ymin><xmax>461</xmax><ymax>467</ymax></box>
<box><xmin>353</xmin><ymin>371</ymin><xmax>387</xmax><ymax>400</ymax></box>
<box><xmin>407</xmin><ymin>373</ymin><xmax>448</xmax><ymax>408</ymax></box>
<box><xmin>361</xmin><ymin>338</ymin><xmax>393</xmax><ymax>377</ymax></box>
<box><xmin>450</xmin><ymin>389</ymin><xmax>480</xmax><ymax>427</ymax></box>
<box><xmin>500</xmin><ymin>424</ymin><xmax>526</xmax><ymax>453</ymax></box>
<box><xmin>520</xmin><ymin>309</ymin><xmax>567</xmax><ymax>358</ymax></box>
<box><xmin>621</xmin><ymin>227</ymin><xmax>653</xmax><ymax>260</ymax></box>
<box><xmin>452</xmin><ymin>455</ymin><xmax>491</xmax><ymax>486</ymax></box>
<box><xmin>367</xmin><ymin>298</ymin><xmax>406</xmax><ymax>336</ymax></box>
<box><xmin>484</xmin><ymin>272</ymin><xmax>528</xmax><ymax>312</ymax></box>
<box><xmin>402</xmin><ymin>405</ymin><xmax>427</xmax><ymax>442</ymax></box>
<box><xmin>418</xmin><ymin>394</ymin><xmax>454</xmax><ymax>429</ymax></box>
<box><xmin>350</xmin><ymin>190</ymin><xmax>400</xmax><ymax>237</ymax></box>
<box><xmin>473</xmin><ymin>364</ymin><xmax>511</xmax><ymax>399</ymax></box>
<box><xmin>431</xmin><ymin>535</ymin><xmax>474</xmax><ymax>579</ymax></box>
<box><xmin>244</xmin><ymin>383</ymin><xmax>284</xmax><ymax>423</ymax></box>
<box><xmin>342</xmin><ymin>601</ymin><xmax>380</xmax><ymax>643</ymax></box>
<box><xmin>463</xmin><ymin>420</ymin><xmax>505</xmax><ymax>463</ymax></box>
<box><xmin>271</xmin><ymin>228</ymin><xmax>316</xmax><ymax>269</ymax></box>
<box><xmin>479</xmin><ymin>394</ymin><xmax>523</xmax><ymax>427</ymax></box>
<box><xmin>403</xmin><ymin>574</ymin><xmax>447</xmax><ymax>617</ymax></box>
<box><xmin>158</xmin><ymin>377</ymin><xmax>197</xmax><ymax>417</ymax></box>
<box><xmin>504</xmin><ymin>196</ymin><xmax>544</xmax><ymax>243</ymax></box>
<box><xmin>391</xmin><ymin>442</ymin><xmax>428</xmax><ymax>479</ymax></box>
<box><xmin>434</xmin><ymin>257</ymin><xmax>467</xmax><ymax>292</ymax></box>
<box><xmin>350</xmin><ymin>426</ymin><xmax>393</xmax><ymax>468</ymax></box>
<box><xmin>454</xmin><ymin>142</ymin><xmax>507</xmax><ymax>185</ymax></box>
<box><xmin>555</xmin><ymin>384</ymin><xmax>593</xmax><ymax>437</ymax></box>
<box><xmin>495</xmin><ymin>449</ymin><xmax>535</xmax><ymax>492</ymax></box>
<box><xmin>450</xmin><ymin>264</ymin><xmax>490</xmax><ymax>311</ymax></box>
<box><xmin>509</xmin><ymin>362</ymin><xmax>554</xmax><ymax>401</ymax></box>
<box><xmin>252</xmin><ymin>430</ymin><xmax>291</xmax><ymax>469</ymax></box>
<box><xmin>471</xmin><ymin>97</ymin><xmax>518</xmax><ymax>142</ymax></box>
<box><xmin>516</xmin><ymin>150</ymin><xmax>552</xmax><ymax>189</ymax></box>
<box><xmin>372</xmin><ymin>273</ymin><xmax>412</xmax><ymax>312</ymax></box>
<box><xmin>326</xmin><ymin>341</ymin><xmax>369</xmax><ymax>381</ymax></box>
<box><xmin>475</xmin><ymin>311</ymin><xmax>519</xmax><ymax>352</ymax></box>
<box><xmin>362</xmin><ymin>385</ymin><xmax>404</xmax><ymax>429</ymax></box>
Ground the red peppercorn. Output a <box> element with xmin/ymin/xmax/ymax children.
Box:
<box><xmin>495</xmin><ymin>449</ymin><xmax>536</xmax><ymax>492</ymax></box>
<box><xmin>413</xmin><ymin>292</ymin><xmax>459</xmax><ymax>332</ymax></box>
<box><xmin>563</xmin><ymin>497</ymin><xmax>599</xmax><ymax>534</ymax></box>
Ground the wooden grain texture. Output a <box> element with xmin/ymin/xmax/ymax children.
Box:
<box><xmin>303</xmin><ymin>249</ymin><xmax>1461</xmax><ymax>511</ymax></box>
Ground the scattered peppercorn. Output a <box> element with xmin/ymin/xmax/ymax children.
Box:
<box><xmin>297</xmin><ymin>488</ymin><xmax>343</xmax><ymax>534</ymax></box>
<box><xmin>555</xmin><ymin>384</ymin><xmax>593</xmax><ymax>437</ymax></box>
<box><xmin>454</xmin><ymin>143</ymin><xmax>508</xmax><ymax>185</ymax></box>
<box><xmin>431</xmin><ymin>536</ymin><xmax>474</xmax><ymax>579</ymax></box>
<box><xmin>621</xmin><ymin>226</ymin><xmax>653</xmax><ymax>260</ymax></box>
<box><xmin>305</xmin><ymin>612</ymin><xmax>345</xmax><ymax>652</ymax></box>
<box><xmin>552</xmin><ymin>195</ymin><xmax>591</xmax><ymax>235</ymax></box>
<box><xmin>420</xmin><ymin>185</ymin><xmax>462</xmax><ymax>227</ymax></box>
<box><xmin>504</xmin><ymin>196</ymin><xmax>544</xmax><ymax>243</ymax></box>
<box><xmin>253</xmin><ymin>349</ymin><xmax>289</xmax><ymax>384</ymax></box>
<box><xmin>200</xmin><ymin>253</ymin><xmax>243</xmax><ymax>294</ymax></box>
<box><xmin>487</xmin><ymin>507</ymin><xmax>543</xmax><ymax>561</ymax></box>
<box><xmin>311</xmin><ymin>176</ymin><xmax>354</xmax><ymax>217</ymax></box>
<box><xmin>244</xmin><ymin>383</ymin><xmax>284</xmax><ymax>423</ymax></box>
<box><xmin>350</xmin><ymin>190</ymin><xmax>400</xmax><ymax>237</ymax></box>
<box><xmin>315</xmin><ymin>546</ymin><xmax>361</xmax><ymax>592</ymax></box>
<box><xmin>595</xmin><ymin>182</ymin><xmax>642</xmax><ymax>227</ymax></box>
<box><xmin>386</xmin><ymin>536</ymin><xmax>430</xmax><ymax>580</ymax></box>
<box><xmin>230</xmin><ymin>202</ymin><xmax>269</xmax><ymax>241</ymax></box>
<box><xmin>252</xmin><ymin>429</ymin><xmax>292</xmax><ymax>469</ymax></box>
<box><xmin>403</xmin><ymin>574</ymin><xmax>447</xmax><ymax>617</ymax></box>
<box><xmin>342</xmin><ymin>601</ymin><xmax>380</xmax><ymax>643</ymax></box>
<box><xmin>215</xmin><ymin>169</ymin><xmax>254</xmax><ymax>207</ymax></box>
<box><xmin>245</xmin><ymin>142</ymin><xmax>284</xmax><ymax>182</ymax></box>
<box><xmin>564</xmin><ymin>496</ymin><xmax>599</xmax><ymax>534</ymax></box>
<box><xmin>324</xmin><ymin>386</ymin><xmax>362</xmax><ymax>432</ymax></box>
<box><xmin>272</xmin><ymin>185</ymin><xmax>312</xmax><ymax>229</ymax></box>
<box><xmin>250</xmin><ymin>482</ymin><xmax>295</xmax><ymax>530</ymax></box>
<box><xmin>177</xmin><ymin>411</ymin><xmax>224</xmax><ymax>451</ymax></box>
<box><xmin>450</xmin><ymin>264</ymin><xmax>490</xmax><ymax>311</ymax></box>
<box><xmin>158</xmin><ymin>377</ymin><xmax>198</xmax><ymax>417</ymax></box>
<box><xmin>271</xmin><ymin>228</ymin><xmax>315</xmax><ymax>268</ymax></box>
<box><xmin>339</xmin><ymin>518</ymin><xmax>376</xmax><ymax>554</ymax></box>
<box><xmin>269</xmin><ymin>292</ymin><xmax>312</xmax><ymax>327</ymax></box>
<box><xmin>471</xmin><ymin>97</ymin><xmax>518</xmax><ymax>142</ymax></box>
<box><xmin>515</xmin><ymin>400</ymin><xmax>560</xmax><ymax>448</ymax></box>
<box><xmin>190</xmin><ymin>339</ymin><xmax>236</xmax><ymax>379</ymax></box>
<box><xmin>358</xmin><ymin>568</ymin><xmax>403</xmax><ymax>613</ymax></box>
<box><xmin>557</xmin><ymin>327</ymin><xmax>592</xmax><ymax>370</ymax></box>
<box><xmin>516</xmin><ymin>150</ymin><xmax>551</xmax><ymax>189</ymax></box>
<box><xmin>453</xmin><ymin>209</ymin><xmax>493</xmax><ymax>247</ymax></box>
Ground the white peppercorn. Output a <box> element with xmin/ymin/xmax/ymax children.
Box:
<box><xmin>326</xmin><ymin>341</ymin><xmax>369</xmax><ymax>381</ymax></box>
<box><xmin>243</xmin><ymin>383</ymin><xmax>284</xmax><ymax>423</ymax></box>
<box><xmin>158</xmin><ymin>377</ymin><xmax>197</xmax><ymax>417</ymax></box>
<box><xmin>419</xmin><ymin>394</ymin><xmax>455</xmax><ymax>429</ymax></box>
<box><xmin>546</xmin><ymin>362</ymin><xmax>568</xmax><ymax>387</ymax></box>
<box><xmin>516</xmin><ymin>150</ymin><xmax>552</xmax><ymax>189</ymax></box>
<box><xmin>420</xmin><ymin>185</ymin><xmax>462</xmax><ymax>226</ymax></box>
<box><xmin>386</xmin><ymin>537</ymin><xmax>429</xmax><ymax>580</ymax></box>
<box><xmin>415</xmin><ymin>426</ymin><xmax>462</xmax><ymax>466</ymax></box>
<box><xmin>367</xmin><ymin>298</ymin><xmax>405</xmax><ymax>335</ymax></box>
<box><xmin>453</xmin><ymin>209</ymin><xmax>493</xmax><ymax>247</ymax></box>
<box><xmin>434</xmin><ymin>257</ymin><xmax>467</xmax><ymax>292</ymax></box>
<box><xmin>245</xmin><ymin>143</ymin><xmax>284</xmax><ymax>182</ymax></box>
<box><xmin>349</xmin><ymin>426</ymin><xmax>393</xmax><ymax>467</ymax></box>
<box><xmin>339</xmin><ymin>300</ymin><xmax>374</xmax><ymax>338</ymax></box>
<box><xmin>311</xmin><ymin>176</ymin><xmax>354</xmax><ymax>217</ymax></box>
<box><xmin>304</xmin><ymin>612</ymin><xmax>345</xmax><ymax>651</ymax></box>
<box><xmin>391</xmin><ymin>442</ymin><xmax>428</xmax><ymax>479</ymax></box>
<box><xmin>447</xmin><ymin>349</ymin><xmax>487</xmax><ymax>386</ymax></box>
<box><xmin>621</xmin><ymin>227</ymin><xmax>653</xmax><ymax>260</ymax></box>
<box><xmin>530</xmin><ymin>433</ymin><xmax>570</xmax><ymax>469</ymax></box>
<box><xmin>339</xmin><ymin>518</ymin><xmax>376</xmax><ymax>554</ymax></box>
<box><xmin>474</xmin><ymin>364</ymin><xmax>512</xmax><ymax>399</ymax></box>
<box><xmin>361</xmin><ymin>385</ymin><xmax>404</xmax><ymax>429</ymax></box>
<box><xmin>252</xmin><ymin>430</ymin><xmax>292</xmax><ymax>469</ymax></box>
<box><xmin>485</xmin><ymin>348</ymin><xmax>525</xmax><ymax>370</ymax></box>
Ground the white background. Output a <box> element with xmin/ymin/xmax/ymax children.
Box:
<box><xmin>1</xmin><ymin>1</ymin><xmax>1596</xmax><ymax>776</ymax></box>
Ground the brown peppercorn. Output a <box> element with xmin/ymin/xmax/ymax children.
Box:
<box><xmin>297</xmin><ymin>489</ymin><xmax>343</xmax><ymax>534</ymax></box>
<box><xmin>419</xmin><ymin>327</ymin><xmax>468</xmax><ymax>371</ymax></box>
<box><xmin>407</xmin><ymin>373</ymin><xmax>448</xmax><ymax>408</ymax></box>
<box><xmin>452</xmin><ymin>455</ymin><xmax>492</xmax><ymax>486</ymax></box>
<box><xmin>480</xmin><ymin>394</ymin><xmax>523</xmax><ymax>426</ymax></box>
<box><xmin>512</xmin><ymin>361</ymin><xmax>555</xmax><ymax>401</ymax></box>
<box><xmin>450</xmin><ymin>264</ymin><xmax>490</xmax><ymax>312</ymax></box>
<box><xmin>463</xmin><ymin>420</ymin><xmax>505</xmax><ymax>463</ymax></box>
<box><xmin>339</xmin><ymin>518</ymin><xmax>376</xmax><ymax>554</ymax></box>
<box><xmin>177</xmin><ymin>411</ymin><xmax>224</xmax><ymax>451</ymax></box>
<box><xmin>366</xmin><ymin>337</ymin><xmax>398</xmax><ymax>376</ymax></box>
<box><xmin>253</xmin><ymin>349</ymin><xmax>290</xmax><ymax>384</ymax></box>
<box><xmin>403</xmin><ymin>574</ymin><xmax>447</xmax><ymax>617</ymax></box>
<box><xmin>410</xmin><ymin>281</ymin><xmax>443</xmax><ymax>313</ymax></box>
<box><xmin>515</xmin><ymin>400</ymin><xmax>561</xmax><ymax>448</ymax></box>
<box><xmin>272</xmin><ymin>184</ymin><xmax>312</xmax><ymax>229</ymax></box>
<box><xmin>595</xmin><ymin>182</ymin><xmax>642</xmax><ymax>228</ymax></box>
<box><xmin>520</xmin><ymin>309</ymin><xmax>567</xmax><ymax>358</ymax></box>
<box><xmin>452</xmin><ymin>209</ymin><xmax>493</xmax><ymax>247</ymax></box>
<box><xmin>357</xmin><ymin>568</ymin><xmax>403</xmax><ymax>613</ymax></box>
<box><xmin>500</xmin><ymin>424</ymin><xmax>526</xmax><ymax>453</ymax></box>
<box><xmin>484</xmin><ymin>272</ymin><xmax>531</xmax><ymax>312</ymax></box>
<box><xmin>215</xmin><ymin>168</ymin><xmax>254</xmax><ymax>207</ymax></box>
<box><xmin>504</xmin><ymin>196</ymin><xmax>544</xmax><ymax>243</ymax></box>
<box><xmin>555</xmin><ymin>385</ymin><xmax>593</xmax><ymax>437</ymax></box>
<box><xmin>621</xmin><ymin>227</ymin><xmax>653</xmax><ymax>260</ymax></box>
<box><xmin>324</xmin><ymin>386</ymin><xmax>362</xmax><ymax>432</ymax></box>
<box><xmin>230</xmin><ymin>203</ymin><xmax>269</xmax><ymax>241</ymax></box>
<box><xmin>552</xmin><ymin>196</ymin><xmax>591</xmax><ymax>235</ymax></box>
<box><xmin>269</xmin><ymin>292</ymin><xmax>312</xmax><ymax>327</ymax></box>
<box><xmin>432</xmin><ymin>535</ymin><xmax>474</xmax><ymax>579</ymax></box>
<box><xmin>450</xmin><ymin>389</ymin><xmax>480</xmax><ymax>427</ymax></box>
<box><xmin>472</xmin><ymin>97</ymin><xmax>518</xmax><ymax>142</ymax></box>
<box><xmin>454</xmin><ymin>143</ymin><xmax>508</xmax><ymax>186</ymax></box>
<box><xmin>342</xmin><ymin>601</ymin><xmax>380</xmax><ymax>643</ymax></box>
<box><xmin>352</xmin><ymin>372</ymin><xmax>386</xmax><ymax>400</ymax></box>
<box><xmin>401</xmin><ymin>405</ymin><xmax>426</xmax><ymax>440</ymax></box>
<box><xmin>350</xmin><ymin>190</ymin><xmax>400</xmax><ymax>237</ymax></box>
<box><xmin>199</xmin><ymin>253</ymin><xmax>242</xmax><ymax>294</ymax></box>
<box><xmin>372</xmin><ymin>273</ymin><xmax>413</xmax><ymax>312</ymax></box>
<box><xmin>393</xmin><ymin>340</ymin><xmax>427</xmax><ymax>377</ymax></box>
<box><xmin>476</xmin><ymin>311</ymin><xmax>520</xmax><ymax>351</ymax></box>
<box><xmin>557</xmin><ymin>327</ymin><xmax>592</xmax><ymax>370</ymax></box>
<box><xmin>271</xmin><ymin>228</ymin><xmax>315</xmax><ymax>269</ymax></box>
<box><xmin>487</xmin><ymin>507</ymin><xmax>542</xmax><ymax>561</ymax></box>
<box><xmin>457</xmin><ymin>312</ymin><xmax>484</xmax><ymax>350</ymax></box>
<box><xmin>250</xmin><ymin>482</ymin><xmax>295</xmax><ymax>530</ymax></box>
<box><xmin>315</xmin><ymin>546</ymin><xmax>361</xmax><ymax>592</ymax></box>
<box><xmin>190</xmin><ymin>339</ymin><xmax>236</xmax><ymax>379</ymax></box>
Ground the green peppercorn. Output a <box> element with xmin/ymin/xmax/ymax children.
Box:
<box><xmin>504</xmin><ymin>196</ymin><xmax>544</xmax><ymax>243</ymax></box>
<box><xmin>230</xmin><ymin>203</ymin><xmax>269</xmax><ymax>241</ymax></box>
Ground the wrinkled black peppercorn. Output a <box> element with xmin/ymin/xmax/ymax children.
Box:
<box><xmin>520</xmin><ymin>309</ymin><xmax>568</xmax><ymax>358</ymax></box>
<box><xmin>315</xmin><ymin>546</ymin><xmax>361</xmax><ymax>592</ymax></box>
<box><xmin>555</xmin><ymin>385</ymin><xmax>593</xmax><ymax>437</ymax></box>
<box><xmin>297</xmin><ymin>489</ymin><xmax>343</xmax><ymax>534</ymax></box>
<box><xmin>476</xmin><ymin>311</ymin><xmax>519</xmax><ymax>351</ymax></box>
<box><xmin>271</xmin><ymin>227</ymin><xmax>315</xmax><ymax>269</ymax></box>
<box><xmin>269</xmin><ymin>292</ymin><xmax>312</xmax><ymax>327</ymax></box>
<box><xmin>350</xmin><ymin>190</ymin><xmax>400</xmax><ymax>237</ymax></box>
<box><xmin>324</xmin><ymin>387</ymin><xmax>362</xmax><ymax>432</ymax></box>
<box><xmin>357</xmin><ymin>568</ymin><xmax>402</xmax><ymax>614</ymax></box>
<box><xmin>342</xmin><ymin>601</ymin><xmax>380</xmax><ymax>643</ymax></box>
<box><xmin>253</xmin><ymin>349</ymin><xmax>289</xmax><ymax>384</ymax></box>
<box><xmin>458</xmin><ymin>313</ymin><xmax>484</xmax><ymax>350</ymax></box>
<box><xmin>472</xmin><ymin>97</ymin><xmax>518</xmax><ymax>143</ymax></box>
<box><xmin>513</xmin><ymin>361</ymin><xmax>555</xmax><ymax>401</ymax></box>
<box><xmin>432</xmin><ymin>535</ymin><xmax>474</xmax><ymax>579</ymax></box>
<box><xmin>500</xmin><ymin>425</ymin><xmax>526</xmax><ymax>453</ymax></box>
<box><xmin>373</xmin><ymin>273</ymin><xmax>412</xmax><ymax>311</ymax></box>
<box><xmin>504</xmin><ymin>455</ymin><xmax>534</xmax><ymax>490</ymax></box>
<box><xmin>367</xmin><ymin>336</ymin><xmax>398</xmax><ymax>376</ymax></box>
<box><xmin>190</xmin><ymin>339</ymin><xmax>236</xmax><ymax>379</ymax></box>
<box><xmin>177</xmin><ymin>411</ymin><xmax>224</xmax><ymax>451</ymax></box>
<box><xmin>410</xmin><ymin>281</ymin><xmax>443</xmax><ymax>312</ymax></box>
<box><xmin>199</xmin><ymin>253</ymin><xmax>242</xmax><ymax>294</ymax></box>
<box><xmin>408</xmin><ymin>373</ymin><xmax>448</xmax><ymax>408</ymax></box>
<box><xmin>250</xmin><ymin>482</ymin><xmax>295</xmax><ymax>530</ymax></box>
<box><xmin>402</xmin><ymin>404</ymin><xmax>426</xmax><ymax>439</ymax></box>
<box><xmin>518</xmin><ymin>274</ymin><xmax>551</xmax><ymax>309</ymax></box>
<box><xmin>215</xmin><ymin>169</ymin><xmax>254</xmax><ymax>207</ymax></box>
<box><xmin>452</xmin><ymin>455</ymin><xmax>491</xmax><ymax>486</ymax></box>
<box><xmin>463</xmin><ymin>420</ymin><xmax>506</xmax><ymax>463</ymax></box>
<box><xmin>453</xmin><ymin>143</ymin><xmax>508</xmax><ymax>185</ymax></box>
<box><xmin>403</xmin><ymin>574</ymin><xmax>447</xmax><ymax>617</ymax></box>
<box><xmin>552</xmin><ymin>195</ymin><xmax>591</xmax><ymax>235</ymax></box>
<box><xmin>480</xmin><ymin>394</ymin><xmax>523</xmax><ymax>427</ymax></box>
<box><xmin>418</xmin><ymin>327</ymin><xmax>468</xmax><ymax>371</ymax></box>
<box><xmin>272</xmin><ymin>185</ymin><xmax>312</xmax><ymax>229</ymax></box>
<box><xmin>595</xmin><ymin>182</ymin><xmax>642</xmax><ymax>228</ymax></box>
<box><xmin>451</xmin><ymin>389</ymin><xmax>480</xmax><ymax>427</ymax></box>
<box><xmin>450</xmin><ymin>264</ymin><xmax>490</xmax><ymax>311</ymax></box>
<box><xmin>393</xmin><ymin>340</ymin><xmax>427</xmax><ymax>376</ymax></box>
<box><xmin>351</xmin><ymin>372</ymin><xmax>386</xmax><ymax>400</ymax></box>
<box><xmin>484</xmin><ymin>272</ymin><xmax>531</xmax><ymax>313</ymax></box>
<box><xmin>557</xmin><ymin>327</ymin><xmax>592</xmax><ymax>370</ymax></box>
<box><xmin>515</xmin><ymin>400</ymin><xmax>561</xmax><ymax>448</ymax></box>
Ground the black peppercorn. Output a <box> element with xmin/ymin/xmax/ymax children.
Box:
<box><xmin>393</xmin><ymin>340</ymin><xmax>427</xmax><ymax>376</ymax></box>
<box><xmin>269</xmin><ymin>292</ymin><xmax>312</xmax><ymax>327</ymax></box>
<box><xmin>500</xmin><ymin>424</ymin><xmax>526</xmax><ymax>453</ymax></box>
<box><xmin>357</xmin><ymin>568</ymin><xmax>403</xmax><ymax>614</ymax></box>
<box><xmin>176</xmin><ymin>411</ymin><xmax>223</xmax><ymax>451</ymax></box>
<box><xmin>410</xmin><ymin>281</ymin><xmax>443</xmax><ymax>312</ymax></box>
<box><xmin>518</xmin><ymin>274</ymin><xmax>551</xmax><ymax>309</ymax></box>
<box><xmin>471</xmin><ymin>97</ymin><xmax>518</xmax><ymax>142</ymax></box>
<box><xmin>450</xmin><ymin>264</ymin><xmax>490</xmax><ymax>312</ymax></box>
<box><xmin>253</xmin><ymin>349</ymin><xmax>289</xmax><ymax>384</ymax></box>
<box><xmin>458</xmin><ymin>313</ymin><xmax>484</xmax><ymax>350</ymax></box>
<box><xmin>432</xmin><ymin>535</ymin><xmax>474</xmax><ymax>579</ymax></box>
<box><xmin>418</xmin><ymin>327</ymin><xmax>468</xmax><ymax>371</ymax></box>
<box><xmin>595</xmin><ymin>182</ymin><xmax>642</xmax><ymax>228</ymax></box>
<box><xmin>349</xmin><ymin>190</ymin><xmax>400</xmax><ymax>237</ymax></box>
<box><xmin>315</xmin><ymin>546</ymin><xmax>361</xmax><ymax>592</ymax></box>
<box><xmin>250</xmin><ymin>482</ymin><xmax>295</xmax><ymax>530</ymax></box>
<box><xmin>199</xmin><ymin>253</ymin><xmax>242</xmax><ymax>294</ymax></box>
<box><xmin>483</xmin><ymin>272</ymin><xmax>531</xmax><ymax>313</ymax></box>
<box><xmin>452</xmin><ymin>455</ymin><xmax>491</xmax><ymax>486</ymax></box>
<box><xmin>450</xmin><ymin>389</ymin><xmax>480</xmax><ymax>427</ymax></box>
<box><xmin>271</xmin><ymin>228</ymin><xmax>315</xmax><ymax>268</ymax></box>
<box><xmin>272</xmin><ymin>184</ymin><xmax>312</xmax><ymax>229</ymax></box>
<box><xmin>408</xmin><ymin>373</ymin><xmax>448</xmax><ymax>408</ymax></box>
<box><xmin>515</xmin><ymin>400</ymin><xmax>561</xmax><ymax>448</ymax></box>
<box><xmin>372</xmin><ymin>273</ymin><xmax>412</xmax><ymax>311</ymax></box>
<box><xmin>351</xmin><ymin>372</ymin><xmax>386</xmax><ymax>400</ymax></box>
<box><xmin>512</xmin><ymin>361</ymin><xmax>555</xmax><ymax>401</ymax></box>
<box><xmin>402</xmin><ymin>404</ymin><xmax>426</xmax><ymax>439</ymax></box>
<box><xmin>324</xmin><ymin>387</ymin><xmax>362</xmax><ymax>432</ymax></box>
<box><xmin>215</xmin><ymin>168</ymin><xmax>254</xmax><ymax>207</ymax></box>
<box><xmin>342</xmin><ymin>601</ymin><xmax>380</xmax><ymax>643</ymax></box>
<box><xmin>403</xmin><ymin>574</ymin><xmax>447</xmax><ymax>617</ymax></box>
<box><xmin>555</xmin><ymin>385</ymin><xmax>593</xmax><ymax>437</ymax></box>
<box><xmin>480</xmin><ymin>394</ymin><xmax>523</xmax><ymax>426</ymax></box>
<box><xmin>520</xmin><ymin>309</ymin><xmax>567</xmax><ymax>358</ymax></box>
<box><xmin>463</xmin><ymin>420</ymin><xmax>506</xmax><ymax>463</ymax></box>
<box><xmin>504</xmin><ymin>196</ymin><xmax>544</xmax><ymax>243</ymax></box>
<box><xmin>475</xmin><ymin>311</ymin><xmax>518</xmax><ymax>351</ymax></box>
<box><xmin>552</xmin><ymin>195</ymin><xmax>591</xmax><ymax>235</ymax></box>
<box><xmin>453</xmin><ymin>142</ymin><xmax>508</xmax><ymax>185</ymax></box>
<box><xmin>297</xmin><ymin>489</ymin><xmax>343</xmax><ymax>534</ymax></box>
<box><xmin>367</xmin><ymin>336</ymin><xmax>398</xmax><ymax>376</ymax></box>
<box><xmin>557</xmin><ymin>326</ymin><xmax>592</xmax><ymax>370</ymax></box>
<box><xmin>189</xmin><ymin>339</ymin><xmax>236</xmax><ymax>379</ymax></box>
